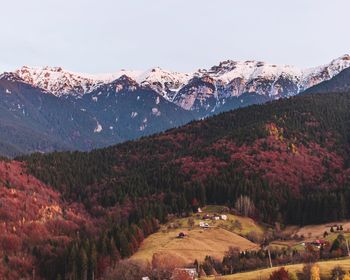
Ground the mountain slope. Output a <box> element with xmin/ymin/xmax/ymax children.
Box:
<box><xmin>0</xmin><ymin>74</ymin><xmax>194</xmax><ymax>157</ymax></box>
<box><xmin>303</xmin><ymin>67</ymin><xmax>350</xmax><ymax>94</ymax></box>
<box><xmin>0</xmin><ymin>73</ymin><xmax>109</xmax><ymax>155</ymax></box>
<box><xmin>75</xmin><ymin>75</ymin><xmax>195</xmax><ymax>140</ymax></box>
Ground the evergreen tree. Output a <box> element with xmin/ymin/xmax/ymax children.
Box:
<box><xmin>118</xmin><ymin>233</ymin><xmax>130</xmax><ymax>258</ymax></box>
<box><xmin>79</xmin><ymin>248</ymin><xmax>88</xmax><ymax>280</ymax></box>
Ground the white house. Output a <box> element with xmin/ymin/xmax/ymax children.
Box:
<box><xmin>221</xmin><ymin>215</ymin><xmax>228</xmax><ymax>220</ymax></box>
<box><xmin>199</xmin><ymin>222</ymin><xmax>209</xmax><ymax>228</ymax></box>
<box><xmin>172</xmin><ymin>268</ymin><xmax>198</xmax><ymax>280</ymax></box>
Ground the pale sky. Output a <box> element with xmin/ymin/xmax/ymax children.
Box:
<box><xmin>1</xmin><ymin>0</ymin><xmax>349</xmax><ymax>73</ymax></box>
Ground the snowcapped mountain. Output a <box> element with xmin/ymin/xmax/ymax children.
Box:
<box><xmin>136</xmin><ymin>67</ymin><xmax>192</xmax><ymax>101</ymax></box>
<box><xmin>174</xmin><ymin>55</ymin><xmax>350</xmax><ymax>113</ymax></box>
<box><xmin>15</xmin><ymin>66</ymin><xmax>141</xmax><ymax>98</ymax></box>
<box><xmin>15</xmin><ymin>65</ymin><xmax>191</xmax><ymax>100</ymax></box>
<box><xmin>0</xmin><ymin>72</ymin><xmax>194</xmax><ymax>157</ymax></box>
<box><xmin>301</xmin><ymin>54</ymin><xmax>350</xmax><ymax>89</ymax></box>
<box><xmin>13</xmin><ymin>55</ymin><xmax>350</xmax><ymax>114</ymax></box>
<box><xmin>1</xmin><ymin>54</ymin><xmax>349</xmax><ymax>157</ymax></box>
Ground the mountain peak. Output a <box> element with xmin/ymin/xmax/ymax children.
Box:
<box><xmin>15</xmin><ymin>66</ymin><xmax>105</xmax><ymax>97</ymax></box>
<box><xmin>339</xmin><ymin>54</ymin><xmax>350</xmax><ymax>61</ymax></box>
<box><xmin>0</xmin><ymin>72</ymin><xmax>24</xmax><ymax>83</ymax></box>
<box><xmin>111</xmin><ymin>74</ymin><xmax>139</xmax><ymax>92</ymax></box>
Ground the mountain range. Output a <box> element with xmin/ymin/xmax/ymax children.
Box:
<box><xmin>5</xmin><ymin>68</ymin><xmax>350</xmax><ymax>278</ymax></box>
<box><xmin>1</xmin><ymin>54</ymin><xmax>350</xmax><ymax>157</ymax></box>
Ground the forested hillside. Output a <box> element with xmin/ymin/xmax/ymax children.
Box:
<box><xmin>0</xmin><ymin>160</ymin><xmax>161</xmax><ymax>279</ymax></box>
<box><xmin>15</xmin><ymin>90</ymin><xmax>350</xmax><ymax>279</ymax></box>
<box><xmin>22</xmin><ymin>90</ymin><xmax>350</xmax><ymax>224</ymax></box>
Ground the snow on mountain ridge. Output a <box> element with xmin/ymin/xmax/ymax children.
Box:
<box><xmin>170</xmin><ymin>55</ymin><xmax>350</xmax><ymax>111</ymax></box>
<box><xmin>201</xmin><ymin>60</ymin><xmax>302</xmax><ymax>83</ymax></box>
<box><xmin>299</xmin><ymin>54</ymin><xmax>350</xmax><ymax>90</ymax></box>
<box><xmin>15</xmin><ymin>66</ymin><xmax>143</xmax><ymax>97</ymax></box>
<box><xmin>137</xmin><ymin>67</ymin><xmax>193</xmax><ymax>100</ymax></box>
<box><xmin>11</xmin><ymin>54</ymin><xmax>350</xmax><ymax>105</ymax></box>
<box><xmin>0</xmin><ymin>72</ymin><xmax>24</xmax><ymax>82</ymax></box>
<box><xmin>15</xmin><ymin>66</ymin><xmax>103</xmax><ymax>97</ymax></box>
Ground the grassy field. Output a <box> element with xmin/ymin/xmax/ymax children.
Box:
<box><xmin>203</xmin><ymin>258</ymin><xmax>350</xmax><ymax>280</ymax></box>
<box><xmin>131</xmin><ymin>227</ymin><xmax>259</xmax><ymax>265</ymax></box>
<box><xmin>130</xmin><ymin>206</ymin><xmax>350</xmax><ymax>270</ymax></box>
<box><xmin>284</xmin><ymin>221</ymin><xmax>350</xmax><ymax>241</ymax></box>
<box><xmin>131</xmin><ymin>206</ymin><xmax>263</xmax><ymax>265</ymax></box>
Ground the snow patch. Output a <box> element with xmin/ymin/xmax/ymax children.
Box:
<box><xmin>94</xmin><ymin>120</ymin><xmax>103</xmax><ymax>133</ymax></box>
<box><xmin>152</xmin><ymin>108</ymin><xmax>161</xmax><ymax>117</ymax></box>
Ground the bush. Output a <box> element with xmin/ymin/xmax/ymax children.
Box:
<box><xmin>302</xmin><ymin>263</ymin><xmax>313</xmax><ymax>280</ymax></box>
<box><xmin>330</xmin><ymin>266</ymin><xmax>345</xmax><ymax>280</ymax></box>
<box><xmin>247</xmin><ymin>231</ymin><xmax>261</xmax><ymax>244</ymax></box>
<box><xmin>288</xmin><ymin>271</ymin><xmax>298</xmax><ymax>280</ymax></box>
<box><xmin>269</xmin><ymin>267</ymin><xmax>290</xmax><ymax>280</ymax></box>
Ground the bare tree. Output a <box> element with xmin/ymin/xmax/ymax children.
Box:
<box><xmin>234</xmin><ymin>195</ymin><xmax>255</xmax><ymax>217</ymax></box>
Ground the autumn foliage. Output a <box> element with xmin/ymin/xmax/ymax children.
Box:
<box><xmin>0</xmin><ymin>161</ymin><xmax>97</xmax><ymax>279</ymax></box>
<box><xmin>9</xmin><ymin>91</ymin><xmax>350</xmax><ymax>278</ymax></box>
